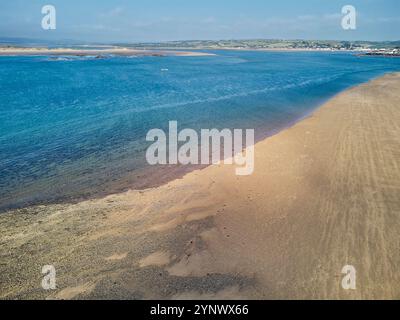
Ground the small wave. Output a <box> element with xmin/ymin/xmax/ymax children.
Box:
<box><xmin>46</xmin><ymin>56</ymin><xmax>73</xmax><ymax>61</ymax></box>
<box><xmin>45</xmin><ymin>55</ymin><xmax>109</xmax><ymax>62</ymax></box>
<box><xmin>132</xmin><ymin>74</ymin><xmax>341</xmax><ymax>113</ymax></box>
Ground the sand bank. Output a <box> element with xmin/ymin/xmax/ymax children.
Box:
<box><xmin>0</xmin><ymin>47</ymin><xmax>215</xmax><ymax>57</ymax></box>
<box><xmin>1</xmin><ymin>73</ymin><xmax>399</xmax><ymax>299</ymax></box>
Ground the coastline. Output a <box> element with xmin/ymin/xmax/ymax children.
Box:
<box><xmin>1</xmin><ymin>72</ymin><xmax>400</xmax><ymax>299</ymax></box>
<box><xmin>0</xmin><ymin>46</ymin><xmax>372</xmax><ymax>57</ymax></box>
<box><xmin>0</xmin><ymin>80</ymin><xmax>364</xmax><ymax>213</ymax></box>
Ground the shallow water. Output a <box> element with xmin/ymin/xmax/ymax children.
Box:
<box><xmin>1</xmin><ymin>50</ymin><xmax>400</xmax><ymax>211</ymax></box>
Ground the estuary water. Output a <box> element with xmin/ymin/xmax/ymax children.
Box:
<box><xmin>1</xmin><ymin>50</ymin><xmax>400</xmax><ymax>211</ymax></box>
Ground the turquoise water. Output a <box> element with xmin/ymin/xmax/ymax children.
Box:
<box><xmin>1</xmin><ymin>51</ymin><xmax>400</xmax><ymax>211</ymax></box>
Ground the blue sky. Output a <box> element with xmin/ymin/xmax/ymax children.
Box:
<box><xmin>0</xmin><ymin>0</ymin><xmax>399</xmax><ymax>42</ymax></box>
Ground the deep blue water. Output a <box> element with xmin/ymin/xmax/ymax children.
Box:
<box><xmin>1</xmin><ymin>50</ymin><xmax>400</xmax><ymax>211</ymax></box>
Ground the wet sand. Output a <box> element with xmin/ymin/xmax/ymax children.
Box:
<box><xmin>1</xmin><ymin>73</ymin><xmax>400</xmax><ymax>299</ymax></box>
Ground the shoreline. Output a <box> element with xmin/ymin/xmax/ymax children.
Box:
<box><xmin>1</xmin><ymin>72</ymin><xmax>400</xmax><ymax>299</ymax></box>
<box><xmin>0</xmin><ymin>46</ymin><xmax>370</xmax><ymax>57</ymax></box>
<box><xmin>0</xmin><ymin>71</ymin><xmax>393</xmax><ymax>214</ymax></box>
<box><xmin>2</xmin><ymin>45</ymin><xmax>399</xmax><ymax>58</ymax></box>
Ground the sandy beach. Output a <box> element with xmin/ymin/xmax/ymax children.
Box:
<box><xmin>0</xmin><ymin>47</ymin><xmax>215</xmax><ymax>57</ymax></box>
<box><xmin>1</xmin><ymin>73</ymin><xmax>399</xmax><ymax>300</ymax></box>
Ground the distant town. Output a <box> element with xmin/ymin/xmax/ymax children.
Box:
<box><xmin>124</xmin><ymin>39</ymin><xmax>400</xmax><ymax>56</ymax></box>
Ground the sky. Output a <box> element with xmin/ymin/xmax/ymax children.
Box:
<box><xmin>0</xmin><ymin>0</ymin><xmax>399</xmax><ymax>43</ymax></box>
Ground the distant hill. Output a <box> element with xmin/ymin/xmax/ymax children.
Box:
<box><xmin>1</xmin><ymin>37</ymin><xmax>399</xmax><ymax>50</ymax></box>
<box><xmin>0</xmin><ymin>37</ymin><xmax>93</xmax><ymax>47</ymax></box>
